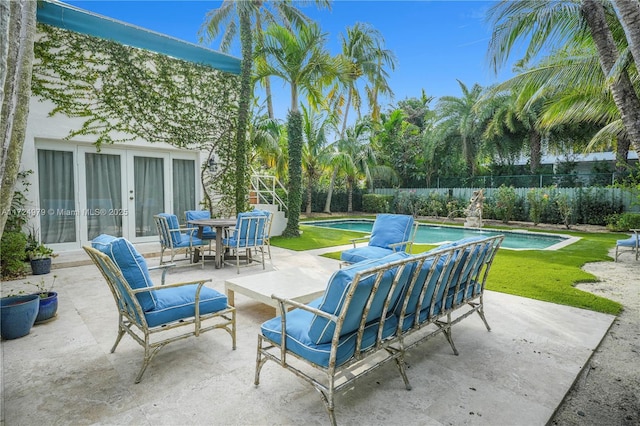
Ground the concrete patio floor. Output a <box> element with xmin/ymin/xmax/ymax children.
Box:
<box><xmin>0</xmin><ymin>243</ymin><xmax>615</xmax><ymax>425</ymax></box>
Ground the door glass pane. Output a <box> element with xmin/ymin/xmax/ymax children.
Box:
<box><xmin>38</xmin><ymin>149</ymin><xmax>76</xmax><ymax>243</ymax></box>
<box><xmin>134</xmin><ymin>156</ymin><xmax>164</xmax><ymax>237</ymax></box>
<box><xmin>86</xmin><ymin>153</ymin><xmax>123</xmax><ymax>239</ymax></box>
<box><xmin>173</xmin><ymin>159</ymin><xmax>196</xmax><ymax>224</ymax></box>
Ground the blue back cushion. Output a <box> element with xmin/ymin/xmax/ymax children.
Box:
<box><xmin>229</xmin><ymin>210</ymin><xmax>268</xmax><ymax>246</ymax></box>
<box><xmin>185</xmin><ymin>210</ymin><xmax>212</xmax><ymax>234</ymax></box>
<box><xmin>91</xmin><ymin>234</ymin><xmax>157</xmax><ymax>312</ymax></box>
<box><xmin>368</xmin><ymin>214</ymin><xmax>414</xmax><ymax>250</ymax></box>
<box><xmin>307</xmin><ymin>252</ymin><xmax>413</xmax><ymax>345</ymax></box>
<box><xmin>159</xmin><ymin>213</ymin><xmax>181</xmax><ymax>244</ymax></box>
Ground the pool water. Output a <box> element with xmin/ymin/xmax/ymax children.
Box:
<box><xmin>305</xmin><ymin>219</ymin><xmax>573</xmax><ymax>250</ymax></box>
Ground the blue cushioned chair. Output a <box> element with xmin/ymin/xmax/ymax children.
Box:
<box><xmin>615</xmin><ymin>229</ymin><xmax>640</xmax><ymax>261</ymax></box>
<box><xmin>185</xmin><ymin>210</ymin><xmax>217</xmax><ymax>240</ymax></box>
<box><xmin>154</xmin><ymin>213</ymin><xmax>207</xmax><ymax>267</ymax></box>
<box><xmin>222</xmin><ymin>210</ymin><xmax>271</xmax><ymax>273</ymax></box>
<box><xmin>340</xmin><ymin>214</ymin><xmax>417</xmax><ymax>265</ymax></box>
<box><xmin>86</xmin><ymin>234</ymin><xmax>236</xmax><ymax>383</ymax></box>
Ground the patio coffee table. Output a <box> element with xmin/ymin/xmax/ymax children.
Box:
<box><xmin>224</xmin><ymin>267</ymin><xmax>328</xmax><ymax>313</ymax></box>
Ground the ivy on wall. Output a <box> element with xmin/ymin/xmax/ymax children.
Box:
<box><xmin>31</xmin><ymin>23</ymin><xmax>240</xmax><ymax>215</ymax></box>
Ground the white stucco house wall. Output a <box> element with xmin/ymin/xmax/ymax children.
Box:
<box><xmin>21</xmin><ymin>1</ymin><xmax>241</xmax><ymax>252</ymax></box>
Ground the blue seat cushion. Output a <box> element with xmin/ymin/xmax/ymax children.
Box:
<box><xmin>145</xmin><ymin>285</ymin><xmax>228</xmax><ymax>328</ymax></box>
<box><xmin>91</xmin><ymin>234</ymin><xmax>157</xmax><ymax>312</ymax></box>
<box><xmin>308</xmin><ymin>252</ymin><xmax>413</xmax><ymax>345</ymax></box>
<box><xmin>369</xmin><ymin>214</ymin><xmax>414</xmax><ymax>250</ymax></box>
<box><xmin>261</xmin><ymin>299</ymin><xmax>399</xmax><ymax>368</ymax></box>
<box><xmin>617</xmin><ymin>235</ymin><xmax>639</xmax><ymax>247</ymax></box>
<box><xmin>159</xmin><ymin>213</ymin><xmax>182</xmax><ymax>244</ymax></box>
<box><xmin>340</xmin><ymin>246</ymin><xmax>395</xmax><ymax>264</ymax></box>
<box><xmin>173</xmin><ymin>234</ymin><xmax>205</xmax><ymax>248</ymax></box>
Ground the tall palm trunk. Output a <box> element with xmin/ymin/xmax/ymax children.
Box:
<box><xmin>0</xmin><ymin>0</ymin><xmax>36</xmax><ymax>238</ymax></box>
<box><xmin>613</xmin><ymin>0</ymin><xmax>640</xmax><ymax>72</ymax></box>
<box><xmin>529</xmin><ymin>130</ymin><xmax>542</xmax><ymax>173</ymax></box>
<box><xmin>347</xmin><ymin>178</ymin><xmax>354</xmax><ymax>213</ymax></box>
<box><xmin>323</xmin><ymin>90</ymin><xmax>355</xmax><ymax>214</ymax></box>
<box><xmin>306</xmin><ymin>173</ymin><xmax>313</xmax><ymax>215</ymax></box>
<box><xmin>235</xmin><ymin>9</ymin><xmax>253</xmax><ymax>214</ymax></box>
<box><xmin>582</xmin><ymin>0</ymin><xmax>640</xmax><ymax>156</ymax></box>
<box><xmin>615</xmin><ymin>135</ymin><xmax>631</xmax><ymax>176</ymax></box>
<box><xmin>255</xmin><ymin>14</ymin><xmax>274</xmax><ymax>119</ymax></box>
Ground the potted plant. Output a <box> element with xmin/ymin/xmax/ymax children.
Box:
<box><xmin>27</xmin><ymin>243</ymin><xmax>55</xmax><ymax>275</ymax></box>
<box><xmin>5</xmin><ymin>276</ymin><xmax>58</xmax><ymax>324</ymax></box>
<box><xmin>1</xmin><ymin>294</ymin><xmax>40</xmax><ymax>339</ymax></box>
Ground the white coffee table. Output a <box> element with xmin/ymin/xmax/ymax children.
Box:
<box><xmin>224</xmin><ymin>267</ymin><xmax>328</xmax><ymax>313</ymax></box>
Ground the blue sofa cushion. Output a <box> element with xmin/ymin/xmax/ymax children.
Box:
<box><xmin>340</xmin><ymin>246</ymin><xmax>395</xmax><ymax>264</ymax></box>
<box><xmin>185</xmin><ymin>210</ymin><xmax>216</xmax><ymax>240</ymax></box>
<box><xmin>308</xmin><ymin>252</ymin><xmax>412</xmax><ymax>345</ymax></box>
<box><xmin>91</xmin><ymin>234</ymin><xmax>157</xmax><ymax>312</ymax></box>
<box><xmin>261</xmin><ymin>299</ymin><xmax>399</xmax><ymax>368</ymax></box>
<box><xmin>159</xmin><ymin>213</ymin><xmax>182</xmax><ymax>244</ymax></box>
<box><xmin>145</xmin><ymin>285</ymin><xmax>228</xmax><ymax>328</ymax></box>
<box><xmin>368</xmin><ymin>214</ymin><xmax>414</xmax><ymax>250</ymax></box>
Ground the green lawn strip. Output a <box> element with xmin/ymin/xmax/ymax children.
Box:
<box><xmin>271</xmin><ymin>225</ymin><xmax>365</xmax><ymax>250</ymax></box>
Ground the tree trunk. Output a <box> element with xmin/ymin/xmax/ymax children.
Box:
<box><xmin>305</xmin><ymin>174</ymin><xmax>312</xmax><ymax>215</ymax></box>
<box><xmin>323</xmin><ymin>168</ymin><xmax>337</xmax><ymax>213</ymax></box>
<box><xmin>255</xmin><ymin>14</ymin><xmax>274</xmax><ymax>120</ymax></box>
<box><xmin>582</xmin><ymin>0</ymin><xmax>640</xmax><ymax>156</ymax></box>
<box><xmin>613</xmin><ymin>0</ymin><xmax>640</xmax><ymax>72</ymax></box>
<box><xmin>615</xmin><ymin>135</ymin><xmax>631</xmax><ymax>176</ymax></box>
<box><xmin>283</xmin><ymin>110</ymin><xmax>303</xmax><ymax>237</ymax></box>
<box><xmin>529</xmin><ymin>130</ymin><xmax>541</xmax><ymax>173</ymax></box>
<box><xmin>0</xmin><ymin>0</ymin><xmax>36</xmax><ymax>239</ymax></box>
<box><xmin>347</xmin><ymin>179</ymin><xmax>353</xmax><ymax>213</ymax></box>
<box><xmin>235</xmin><ymin>9</ymin><xmax>253</xmax><ymax>214</ymax></box>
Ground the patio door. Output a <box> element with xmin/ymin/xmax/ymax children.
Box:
<box><xmin>38</xmin><ymin>143</ymin><xmax>198</xmax><ymax>248</ymax></box>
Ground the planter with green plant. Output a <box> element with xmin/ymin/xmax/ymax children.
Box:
<box><xmin>27</xmin><ymin>243</ymin><xmax>55</xmax><ymax>275</ymax></box>
<box><xmin>6</xmin><ymin>276</ymin><xmax>58</xmax><ymax>324</ymax></box>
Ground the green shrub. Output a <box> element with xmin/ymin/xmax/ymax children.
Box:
<box><xmin>362</xmin><ymin>194</ymin><xmax>393</xmax><ymax>213</ymax></box>
<box><xmin>575</xmin><ymin>188</ymin><xmax>623</xmax><ymax>225</ymax></box>
<box><xmin>526</xmin><ymin>188</ymin><xmax>550</xmax><ymax>225</ymax></box>
<box><xmin>0</xmin><ymin>231</ymin><xmax>27</xmax><ymax>278</ymax></box>
<box><xmin>606</xmin><ymin>212</ymin><xmax>640</xmax><ymax>231</ymax></box>
<box><xmin>493</xmin><ymin>185</ymin><xmax>517</xmax><ymax>223</ymax></box>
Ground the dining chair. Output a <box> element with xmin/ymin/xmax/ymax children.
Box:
<box><xmin>154</xmin><ymin>213</ymin><xmax>207</xmax><ymax>267</ymax></box>
<box><xmin>222</xmin><ymin>210</ymin><xmax>271</xmax><ymax>273</ymax></box>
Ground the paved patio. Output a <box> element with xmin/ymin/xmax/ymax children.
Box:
<box><xmin>1</xmin><ymin>243</ymin><xmax>615</xmax><ymax>425</ymax></box>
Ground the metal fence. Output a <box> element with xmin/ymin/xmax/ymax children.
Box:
<box><xmin>423</xmin><ymin>173</ymin><xmax>618</xmax><ymax>189</ymax></box>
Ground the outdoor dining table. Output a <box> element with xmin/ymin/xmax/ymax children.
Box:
<box><xmin>187</xmin><ymin>218</ymin><xmax>236</xmax><ymax>268</ymax></box>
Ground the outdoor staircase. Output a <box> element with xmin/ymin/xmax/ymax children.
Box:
<box><xmin>249</xmin><ymin>171</ymin><xmax>287</xmax><ymax>237</ymax></box>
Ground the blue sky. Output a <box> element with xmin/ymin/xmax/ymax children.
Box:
<box><xmin>64</xmin><ymin>0</ymin><xmax>518</xmax><ymax>120</ymax></box>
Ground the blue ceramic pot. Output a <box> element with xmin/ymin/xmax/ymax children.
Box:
<box><xmin>1</xmin><ymin>294</ymin><xmax>40</xmax><ymax>340</ymax></box>
<box><xmin>35</xmin><ymin>291</ymin><xmax>58</xmax><ymax>324</ymax></box>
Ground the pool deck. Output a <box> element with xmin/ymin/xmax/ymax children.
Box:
<box><xmin>0</xmin><ymin>243</ymin><xmax>614</xmax><ymax>425</ymax></box>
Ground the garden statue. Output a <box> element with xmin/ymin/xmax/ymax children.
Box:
<box><xmin>464</xmin><ymin>189</ymin><xmax>484</xmax><ymax>228</ymax></box>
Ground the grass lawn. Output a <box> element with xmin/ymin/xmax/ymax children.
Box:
<box><xmin>271</xmin><ymin>222</ymin><xmax>623</xmax><ymax>316</ymax></box>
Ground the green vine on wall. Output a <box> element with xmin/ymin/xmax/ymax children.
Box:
<box><xmin>31</xmin><ymin>23</ymin><xmax>240</xmax><ymax>212</ymax></box>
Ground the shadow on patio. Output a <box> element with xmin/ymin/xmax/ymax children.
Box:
<box><xmin>1</xmin><ymin>244</ymin><xmax>614</xmax><ymax>425</ymax></box>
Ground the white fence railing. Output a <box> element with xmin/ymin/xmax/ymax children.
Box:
<box><xmin>250</xmin><ymin>172</ymin><xmax>288</xmax><ymax>212</ymax></box>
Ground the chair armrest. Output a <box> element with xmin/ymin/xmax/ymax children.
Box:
<box><xmin>132</xmin><ymin>278</ymin><xmax>212</xmax><ymax>293</ymax></box>
<box><xmin>148</xmin><ymin>263</ymin><xmax>176</xmax><ymax>285</ymax></box>
<box><xmin>349</xmin><ymin>235</ymin><xmax>371</xmax><ymax>248</ymax></box>
<box><xmin>388</xmin><ymin>240</ymin><xmax>413</xmax><ymax>252</ymax></box>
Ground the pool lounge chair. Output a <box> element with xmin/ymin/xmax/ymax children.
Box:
<box><xmin>615</xmin><ymin>229</ymin><xmax>640</xmax><ymax>261</ymax></box>
<box><xmin>340</xmin><ymin>214</ymin><xmax>418</xmax><ymax>265</ymax></box>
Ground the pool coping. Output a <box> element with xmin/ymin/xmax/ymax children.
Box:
<box><xmin>302</xmin><ymin>218</ymin><xmax>581</xmax><ymax>251</ymax></box>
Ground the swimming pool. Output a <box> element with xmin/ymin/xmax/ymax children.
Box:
<box><xmin>304</xmin><ymin>219</ymin><xmax>577</xmax><ymax>250</ymax></box>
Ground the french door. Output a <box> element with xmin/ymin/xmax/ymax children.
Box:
<box><xmin>37</xmin><ymin>143</ymin><xmax>197</xmax><ymax>248</ymax></box>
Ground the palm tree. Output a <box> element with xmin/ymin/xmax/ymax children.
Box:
<box><xmin>199</xmin><ymin>0</ymin><xmax>329</xmax><ymax>120</ymax></box>
<box><xmin>487</xmin><ymin>0</ymin><xmax>640</xmax><ymax>158</ymax></box>
<box><xmin>612</xmin><ymin>0</ymin><xmax>640</xmax><ymax>72</ymax></box>
<box><xmin>255</xmin><ymin>22</ymin><xmax>349</xmax><ymax>236</ymax></box>
<box><xmin>334</xmin><ymin>120</ymin><xmax>377</xmax><ymax>213</ymax></box>
<box><xmin>300</xmin><ymin>104</ymin><xmax>337</xmax><ymax>214</ymax></box>
<box><xmin>435</xmin><ymin>80</ymin><xmax>484</xmax><ymax>175</ymax></box>
<box><xmin>0</xmin><ymin>0</ymin><xmax>37</xmax><ymax>238</ymax></box>
<box><xmin>323</xmin><ymin>23</ymin><xmax>395</xmax><ymax>213</ymax></box>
